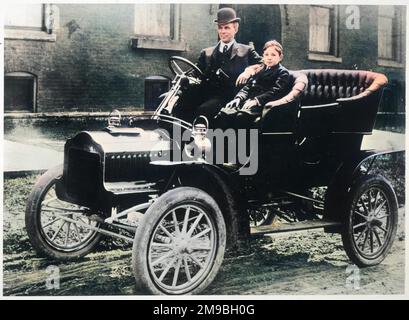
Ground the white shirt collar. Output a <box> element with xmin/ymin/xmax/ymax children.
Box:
<box><xmin>219</xmin><ymin>39</ymin><xmax>235</xmax><ymax>53</ymax></box>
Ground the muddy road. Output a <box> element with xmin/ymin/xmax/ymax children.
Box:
<box><xmin>3</xmin><ymin>175</ymin><xmax>406</xmax><ymax>296</ymax></box>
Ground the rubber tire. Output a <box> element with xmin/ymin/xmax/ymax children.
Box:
<box><xmin>341</xmin><ymin>174</ymin><xmax>398</xmax><ymax>267</ymax></box>
<box><xmin>25</xmin><ymin>165</ymin><xmax>102</xmax><ymax>261</ymax></box>
<box><xmin>132</xmin><ymin>187</ymin><xmax>226</xmax><ymax>295</ymax></box>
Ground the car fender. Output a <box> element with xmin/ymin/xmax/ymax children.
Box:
<box><xmin>152</xmin><ymin>161</ymin><xmax>248</xmax><ymax>248</ymax></box>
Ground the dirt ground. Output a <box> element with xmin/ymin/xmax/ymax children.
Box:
<box><xmin>2</xmin><ymin>174</ymin><xmax>406</xmax><ymax>296</ymax></box>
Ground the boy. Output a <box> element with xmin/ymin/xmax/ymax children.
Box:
<box><xmin>217</xmin><ymin>40</ymin><xmax>289</xmax><ymax>128</ymax></box>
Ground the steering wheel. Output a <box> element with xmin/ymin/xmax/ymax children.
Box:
<box><xmin>169</xmin><ymin>56</ymin><xmax>203</xmax><ymax>78</ymax></box>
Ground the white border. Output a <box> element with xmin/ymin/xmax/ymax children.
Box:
<box><xmin>1</xmin><ymin>0</ymin><xmax>407</xmax><ymax>301</ymax></box>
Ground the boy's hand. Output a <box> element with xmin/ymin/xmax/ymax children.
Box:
<box><xmin>225</xmin><ymin>98</ymin><xmax>241</xmax><ymax>109</ymax></box>
<box><xmin>241</xmin><ymin>99</ymin><xmax>259</xmax><ymax>111</ymax></box>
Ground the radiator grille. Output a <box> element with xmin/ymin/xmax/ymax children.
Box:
<box><xmin>66</xmin><ymin>148</ymin><xmax>100</xmax><ymax>200</ymax></box>
<box><xmin>105</xmin><ymin>152</ymin><xmax>156</xmax><ymax>182</ymax></box>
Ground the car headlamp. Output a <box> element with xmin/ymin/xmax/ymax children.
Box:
<box><xmin>108</xmin><ymin>109</ymin><xmax>121</xmax><ymax>127</ymax></box>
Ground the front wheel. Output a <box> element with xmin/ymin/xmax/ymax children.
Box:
<box><xmin>132</xmin><ymin>187</ymin><xmax>226</xmax><ymax>295</ymax></box>
<box><xmin>25</xmin><ymin>165</ymin><xmax>102</xmax><ymax>260</ymax></box>
<box><xmin>341</xmin><ymin>174</ymin><xmax>398</xmax><ymax>267</ymax></box>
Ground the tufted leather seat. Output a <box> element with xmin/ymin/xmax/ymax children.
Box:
<box><xmin>261</xmin><ymin>68</ymin><xmax>387</xmax><ymax>135</ymax></box>
<box><xmin>297</xmin><ymin>69</ymin><xmax>388</xmax><ymax>136</ymax></box>
<box><xmin>259</xmin><ymin>68</ymin><xmax>388</xmax><ymax>170</ymax></box>
<box><xmin>253</xmin><ymin>67</ymin><xmax>388</xmax><ymax>143</ymax></box>
<box><xmin>300</xmin><ymin>69</ymin><xmax>388</xmax><ymax>106</ymax></box>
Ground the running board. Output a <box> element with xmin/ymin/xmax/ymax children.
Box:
<box><xmin>250</xmin><ymin>220</ymin><xmax>342</xmax><ymax>235</ymax></box>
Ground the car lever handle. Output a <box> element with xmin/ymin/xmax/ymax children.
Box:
<box><xmin>216</xmin><ymin>68</ymin><xmax>230</xmax><ymax>79</ymax></box>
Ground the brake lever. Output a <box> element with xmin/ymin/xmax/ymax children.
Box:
<box><xmin>215</xmin><ymin>68</ymin><xmax>230</xmax><ymax>79</ymax></box>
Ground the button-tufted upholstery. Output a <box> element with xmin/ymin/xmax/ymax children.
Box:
<box><xmin>259</xmin><ymin>68</ymin><xmax>388</xmax><ymax>165</ymax></box>
<box><xmin>262</xmin><ymin>68</ymin><xmax>387</xmax><ymax>136</ymax></box>
<box><xmin>300</xmin><ymin>69</ymin><xmax>388</xmax><ymax>106</ymax></box>
<box><xmin>298</xmin><ymin>69</ymin><xmax>387</xmax><ymax>135</ymax></box>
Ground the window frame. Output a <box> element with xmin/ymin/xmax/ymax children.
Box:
<box><xmin>308</xmin><ymin>5</ymin><xmax>342</xmax><ymax>63</ymax></box>
<box><xmin>4</xmin><ymin>3</ymin><xmax>45</xmax><ymax>31</ymax></box>
<box><xmin>4</xmin><ymin>4</ymin><xmax>57</xmax><ymax>42</ymax></box>
<box><xmin>131</xmin><ymin>3</ymin><xmax>186</xmax><ymax>51</ymax></box>
<box><xmin>4</xmin><ymin>72</ymin><xmax>38</xmax><ymax>113</ymax></box>
<box><xmin>378</xmin><ymin>6</ymin><xmax>404</xmax><ymax>68</ymax></box>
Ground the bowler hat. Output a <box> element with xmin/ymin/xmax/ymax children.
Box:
<box><xmin>214</xmin><ymin>7</ymin><xmax>240</xmax><ymax>24</ymax></box>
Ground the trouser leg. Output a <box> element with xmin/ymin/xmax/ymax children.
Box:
<box><xmin>235</xmin><ymin>112</ymin><xmax>260</xmax><ymax>129</ymax></box>
<box><xmin>195</xmin><ymin>97</ymin><xmax>226</xmax><ymax>126</ymax></box>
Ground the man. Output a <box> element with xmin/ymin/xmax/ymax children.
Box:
<box><xmin>194</xmin><ymin>7</ymin><xmax>263</xmax><ymax>123</ymax></box>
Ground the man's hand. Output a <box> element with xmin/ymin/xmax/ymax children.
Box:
<box><xmin>225</xmin><ymin>98</ymin><xmax>241</xmax><ymax>109</ymax></box>
<box><xmin>236</xmin><ymin>70</ymin><xmax>253</xmax><ymax>86</ymax></box>
<box><xmin>236</xmin><ymin>64</ymin><xmax>264</xmax><ymax>86</ymax></box>
<box><xmin>241</xmin><ymin>99</ymin><xmax>259</xmax><ymax>111</ymax></box>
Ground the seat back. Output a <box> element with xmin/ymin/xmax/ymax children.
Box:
<box><xmin>300</xmin><ymin>69</ymin><xmax>386</xmax><ymax>106</ymax></box>
<box><xmin>297</xmin><ymin>69</ymin><xmax>387</xmax><ymax>137</ymax></box>
<box><xmin>260</xmin><ymin>69</ymin><xmax>387</xmax><ymax>174</ymax></box>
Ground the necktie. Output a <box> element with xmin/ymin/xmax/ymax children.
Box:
<box><xmin>223</xmin><ymin>45</ymin><xmax>228</xmax><ymax>54</ymax></box>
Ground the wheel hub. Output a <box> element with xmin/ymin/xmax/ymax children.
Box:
<box><xmin>370</xmin><ymin>219</ymin><xmax>383</xmax><ymax>228</ymax></box>
<box><xmin>366</xmin><ymin>212</ymin><xmax>382</xmax><ymax>229</ymax></box>
<box><xmin>174</xmin><ymin>236</ymin><xmax>191</xmax><ymax>255</ymax></box>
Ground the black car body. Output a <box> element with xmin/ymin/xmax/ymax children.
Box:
<box><xmin>26</xmin><ymin>57</ymin><xmax>403</xmax><ymax>295</ymax></box>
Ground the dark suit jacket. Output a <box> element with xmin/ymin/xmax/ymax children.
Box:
<box><xmin>235</xmin><ymin>63</ymin><xmax>290</xmax><ymax>106</ymax></box>
<box><xmin>197</xmin><ymin>41</ymin><xmax>262</xmax><ymax>98</ymax></box>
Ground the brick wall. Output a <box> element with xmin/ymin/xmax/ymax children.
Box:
<box><xmin>281</xmin><ymin>4</ymin><xmax>405</xmax><ymax>127</ymax></box>
<box><xmin>4</xmin><ymin>4</ymin><xmax>406</xmax><ymax>118</ymax></box>
<box><xmin>282</xmin><ymin>5</ymin><xmax>406</xmax><ymax>70</ymax></box>
<box><xmin>4</xmin><ymin>4</ymin><xmax>217</xmax><ymax>112</ymax></box>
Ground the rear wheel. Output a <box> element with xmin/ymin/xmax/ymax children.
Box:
<box><xmin>25</xmin><ymin>165</ymin><xmax>102</xmax><ymax>260</ymax></box>
<box><xmin>341</xmin><ymin>174</ymin><xmax>398</xmax><ymax>267</ymax></box>
<box><xmin>249</xmin><ymin>207</ymin><xmax>274</xmax><ymax>227</ymax></box>
<box><xmin>132</xmin><ymin>187</ymin><xmax>226</xmax><ymax>295</ymax></box>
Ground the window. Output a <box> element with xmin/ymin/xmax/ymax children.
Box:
<box><xmin>4</xmin><ymin>72</ymin><xmax>37</xmax><ymax>112</ymax></box>
<box><xmin>135</xmin><ymin>4</ymin><xmax>173</xmax><ymax>38</ymax></box>
<box><xmin>4</xmin><ymin>4</ymin><xmax>44</xmax><ymax>30</ymax></box>
<box><xmin>132</xmin><ymin>4</ymin><xmax>186</xmax><ymax>51</ymax></box>
<box><xmin>308</xmin><ymin>5</ymin><xmax>341</xmax><ymax>62</ymax></box>
<box><xmin>378</xmin><ymin>6</ymin><xmax>404</xmax><ymax>66</ymax></box>
<box><xmin>4</xmin><ymin>4</ymin><xmax>57</xmax><ymax>41</ymax></box>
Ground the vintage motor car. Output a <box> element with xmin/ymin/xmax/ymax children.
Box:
<box><xmin>26</xmin><ymin>56</ymin><xmax>403</xmax><ymax>295</ymax></box>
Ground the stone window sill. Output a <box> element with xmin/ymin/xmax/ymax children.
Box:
<box><xmin>378</xmin><ymin>59</ymin><xmax>404</xmax><ymax>68</ymax></box>
<box><xmin>5</xmin><ymin>28</ymin><xmax>56</xmax><ymax>42</ymax></box>
<box><xmin>130</xmin><ymin>36</ymin><xmax>187</xmax><ymax>51</ymax></box>
<box><xmin>308</xmin><ymin>52</ymin><xmax>342</xmax><ymax>63</ymax></box>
